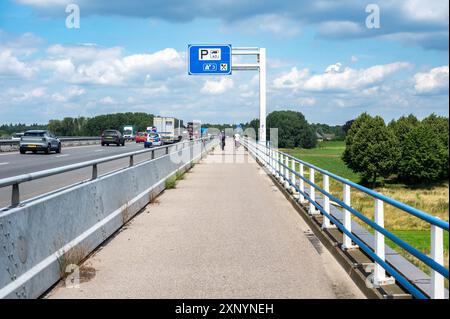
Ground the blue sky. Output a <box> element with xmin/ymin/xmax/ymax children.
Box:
<box><xmin>0</xmin><ymin>0</ymin><xmax>448</xmax><ymax>125</ymax></box>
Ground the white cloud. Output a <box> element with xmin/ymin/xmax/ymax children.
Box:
<box><xmin>98</xmin><ymin>96</ymin><xmax>117</xmax><ymax>105</ymax></box>
<box><xmin>272</xmin><ymin>67</ymin><xmax>310</xmax><ymax>90</ymax></box>
<box><xmin>0</xmin><ymin>50</ymin><xmax>35</xmax><ymax>78</ymax></box>
<box><xmin>201</xmin><ymin>78</ymin><xmax>234</xmax><ymax>94</ymax></box>
<box><xmin>317</xmin><ymin>21</ymin><xmax>364</xmax><ymax>38</ymax></box>
<box><xmin>273</xmin><ymin>62</ymin><xmax>411</xmax><ymax>92</ymax></box>
<box><xmin>297</xmin><ymin>97</ymin><xmax>316</xmax><ymax>106</ymax></box>
<box><xmin>325</xmin><ymin>62</ymin><xmax>342</xmax><ymax>73</ymax></box>
<box><xmin>414</xmin><ymin>65</ymin><xmax>449</xmax><ymax>94</ymax></box>
<box><xmin>401</xmin><ymin>0</ymin><xmax>449</xmax><ymax>25</ymax></box>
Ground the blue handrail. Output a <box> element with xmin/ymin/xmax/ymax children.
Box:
<box><xmin>243</xmin><ymin>139</ymin><xmax>449</xmax><ymax>298</ymax></box>
<box><xmin>274</xmin><ymin>149</ymin><xmax>449</xmax><ymax>231</ymax></box>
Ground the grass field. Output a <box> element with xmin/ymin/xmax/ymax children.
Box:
<box><xmin>282</xmin><ymin>140</ymin><xmax>449</xmax><ymax>272</ymax></box>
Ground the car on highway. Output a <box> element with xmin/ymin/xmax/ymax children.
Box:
<box><xmin>144</xmin><ymin>132</ymin><xmax>162</xmax><ymax>148</ymax></box>
<box><xmin>20</xmin><ymin>130</ymin><xmax>61</xmax><ymax>154</ymax></box>
<box><xmin>101</xmin><ymin>130</ymin><xmax>125</xmax><ymax>146</ymax></box>
<box><xmin>135</xmin><ymin>131</ymin><xmax>147</xmax><ymax>143</ymax></box>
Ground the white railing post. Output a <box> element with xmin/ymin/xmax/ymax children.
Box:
<box><xmin>275</xmin><ymin>151</ymin><xmax>279</xmax><ymax>176</ymax></box>
<box><xmin>309</xmin><ymin>168</ymin><xmax>317</xmax><ymax>214</ymax></box>
<box><xmin>284</xmin><ymin>155</ymin><xmax>290</xmax><ymax>189</ymax></box>
<box><xmin>281</xmin><ymin>154</ymin><xmax>285</xmax><ymax>182</ymax></box>
<box><xmin>269</xmin><ymin>147</ymin><xmax>273</xmax><ymax>174</ymax></box>
<box><xmin>290</xmin><ymin>158</ymin><xmax>297</xmax><ymax>194</ymax></box>
<box><xmin>342</xmin><ymin>184</ymin><xmax>354</xmax><ymax>249</ymax></box>
<box><xmin>299</xmin><ymin>163</ymin><xmax>305</xmax><ymax>203</ymax></box>
<box><xmin>431</xmin><ymin>224</ymin><xmax>444</xmax><ymax>299</ymax></box>
<box><xmin>374</xmin><ymin>199</ymin><xmax>386</xmax><ymax>285</ymax></box>
<box><xmin>322</xmin><ymin>174</ymin><xmax>332</xmax><ymax>228</ymax></box>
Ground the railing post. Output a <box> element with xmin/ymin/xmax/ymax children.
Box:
<box><xmin>284</xmin><ymin>155</ymin><xmax>290</xmax><ymax>189</ymax></box>
<box><xmin>165</xmin><ymin>146</ymin><xmax>169</xmax><ymax>155</ymax></box>
<box><xmin>151</xmin><ymin>150</ymin><xmax>155</xmax><ymax>160</ymax></box>
<box><xmin>431</xmin><ymin>224</ymin><xmax>444</xmax><ymax>299</ymax></box>
<box><xmin>374</xmin><ymin>198</ymin><xmax>386</xmax><ymax>285</ymax></box>
<box><xmin>92</xmin><ymin>164</ymin><xmax>98</xmax><ymax>179</ymax></box>
<box><xmin>322</xmin><ymin>174</ymin><xmax>332</xmax><ymax>228</ymax></box>
<box><xmin>290</xmin><ymin>158</ymin><xmax>297</xmax><ymax>194</ymax></box>
<box><xmin>11</xmin><ymin>183</ymin><xmax>20</xmax><ymax>207</ymax></box>
<box><xmin>279</xmin><ymin>153</ymin><xmax>284</xmax><ymax>181</ymax></box>
<box><xmin>299</xmin><ymin>163</ymin><xmax>305</xmax><ymax>203</ymax></box>
<box><xmin>342</xmin><ymin>184</ymin><xmax>355</xmax><ymax>249</ymax></box>
<box><xmin>309</xmin><ymin>168</ymin><xmax>317</xmax><ymax>214</ymax></box>
<box><xmin>275</xmin><ymin>151</ymin><xmax>279</xmax><ymax>176</ymax></box>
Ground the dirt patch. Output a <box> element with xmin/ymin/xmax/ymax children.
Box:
<box><xmin>79</xmin><ymin>265</ymin><xmax>96</xmax><ymax>283</ymax></box>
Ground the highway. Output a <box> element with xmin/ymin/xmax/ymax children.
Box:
<box><xmin>0</xmin><ymin>142</ymin><xmax>172</xmax><ymax>209</ymax></box>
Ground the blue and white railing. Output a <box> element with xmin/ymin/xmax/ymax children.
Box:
<box><xmin>242</xmin><ymin>138</ymin><xmax>448</xmax><ymax>299</ymax></box>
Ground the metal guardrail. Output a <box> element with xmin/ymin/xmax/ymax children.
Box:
<box><xmin>0</xmin><ymin>136</ymin><xmax>218</xmax><ymax>298</ymax></box>
<box><xmin>0</xmin><ymin>138</ymin><xmax>211</xmax><ymax>207</ymax></box>
<box><xmin>0</xmin><ymin>136</ymin><xmax>101</xmax><ymax>146</ymax></box>
<box><xmin>242</xmin><ymin>137</ymin><xmax>449</xmax><ymax>299</ymax></box>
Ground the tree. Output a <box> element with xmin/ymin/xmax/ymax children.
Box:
<box><xmin>266</xmin><ymin>110</ymin><xmax>316</xmax><ymax>148</ymax></box>
<box><xmin>388</xmin><ymin>114</ymin><xmax>419</xmax><ymax>144</ymax></box>
<box><xmin>398</xmin><ymin>117</ymin><xmax>449</xmax><ymax>183</ymax></box>
<box><xmin>343</xmin><ymin>113</ymin><xmax>400</xmax><ymax>186</ymax></box>
<box><xmin>343</xmin><ymin>119</ymin><xmax>355</xmax><ymax>135</ymax></box>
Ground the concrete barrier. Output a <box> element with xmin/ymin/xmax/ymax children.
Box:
<box><xmin>0</xmin><ymin>139</ymin><xmax>217</xmax><ymax>298</ymax></box>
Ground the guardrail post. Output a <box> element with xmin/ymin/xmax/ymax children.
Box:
<box><xmin>151</xmin><ymin>150</ymin><xmax>155</xmax><ymax>160</ymax></box>
<box><xmin>290</xmin><ymin>158</ymin><xmax>297</xmax><ymax>194</ymax></box>
<box><xmin>279</xmin><ymin>153</ymin><xmax>284</xmax><ymax>181</ymax></box>
<box><xmin>11</xmin><ymin>183</ymin><xmax>20</xmax><ymax>206</ymax></box>
<box><xmin>92</xmin><ymin>164</ymin><xmax>98</xmax><ymax>179</ymax></box>
<box><xmin>284</xmin><ymin>156</ymin><xmax>290</xmax><ymax>189</ymax></box>
<box><xmin>342</xmin><ymin>184</ymin><xmax>355</xmax><ymax>249</ymax></box>
<box><xmin>322</xmin><ymin>174</ymin><xmax>332</xmax><ymax>228</ymax></box>
<box><xmin>299</xmin><ymin>163</ymin><xmax>305</xmax><ymax>203</ymax></box>
<box><xmin>374</xmin><ymin>199</ymin><xmax>388</xmax><ymax>286</ymax></box>
<box><xmin>129</xmin><ymin>155</ymin><xmax>134</xmax><ymax>167</ymax></box>
<box><xmin>275</xmin><ymin>151</ymin><xmax>279</xmax><ymax>177</ymax></box>
<box><xmin>431</xmin><ymin>224</ymin><xmax>444</xmax><ymax>299</ymax></box>
<box><xmin>309</xmin><ymin>168</ymin><xmax>317</xmax><ymax>214</ymax></box>
<box><xmin>165</xmin><ymin>146</ymin><xmax>169</xmax><ymax>155</ymax></box>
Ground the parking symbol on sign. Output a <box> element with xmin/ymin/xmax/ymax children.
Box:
<box><xmin>220</xmin><ymin>63</ymin><xmax>228</xmax><ymax>71</ymax></box>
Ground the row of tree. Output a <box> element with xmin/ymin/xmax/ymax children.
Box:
<box><xmin>343</xmin><ymin>113</ymin><xmax>449</xmax><ymax>185</ymax></box>
<box><xmin>47</xmin><ymin>113</ymin><xmax>155</xmax><ymax>136</ymax></box>
<box><xmin>0</xmin><ymin>123</ymin><xmax>47</xmax><ymax>137</ymax></box>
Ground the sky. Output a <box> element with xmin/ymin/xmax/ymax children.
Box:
<box><xmin>0</xmin><ymin>0</ymin><xmax>448</xmax><ymax>125</ymax></box>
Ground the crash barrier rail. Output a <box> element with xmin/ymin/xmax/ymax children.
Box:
<box><xmin>241</xmin><ymin>137</ymin><xmax>448</xmax><ymax>299</ymax></box>
<box><xmin>0</xmin><ymin>138</ymin><xmax>210</xmax><ymax>207</ymax></box>
<box><xmin>0</xmin><ymin>137</ymin><xmax>218</xmax><ymax>298</ymax></box>
<box><xmin>0</xmin><ymin>136</ymin><xmax>101</xmax><ymax>146</ymax></box>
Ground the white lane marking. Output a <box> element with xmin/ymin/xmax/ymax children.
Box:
<box><xmin>0</xmin><ymin>152</ymin><xmax>18</xmax><ymax>156</ymax></box>
<box><xmin>0</xmin><ymin>162</ymin><xmax>9</xmax><ymax>166</ymax></box>
<box><xmin>95</xmin><ymin>149</ymin><xmax>104</xmax><ymax>152</ymax></box>
<box><xmin>55</xmin><ymin>154</ymin><xmax>69</xmax><ymax>158</ymax></box>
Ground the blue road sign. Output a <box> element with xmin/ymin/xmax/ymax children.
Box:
<box><xmin>188</xmin><ymin>44</ymin><xmax>232</xmax><ymax>75</ymax></box>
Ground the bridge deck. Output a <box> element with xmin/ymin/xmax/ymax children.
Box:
<box><xmin>47</xmin><ymin>140</ymin><xmax>364</xmax><ymax>298</ymax></box>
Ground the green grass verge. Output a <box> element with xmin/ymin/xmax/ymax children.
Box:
<box><xmin>282</xmin><ymin>140</ymin><xmax>361</xmax><ymax>183</ymax></box>
<box><xmin>282</xmin><ymin>140</ymin><xmax>449</xmax><ymax>274</ymax></box>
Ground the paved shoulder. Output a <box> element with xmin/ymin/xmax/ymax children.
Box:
<box><xmin>47</xmin><ymin>143</ymin><xmax>364</xmax><ymax>298</ymax></box>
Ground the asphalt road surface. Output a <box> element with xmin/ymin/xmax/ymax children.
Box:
<box><xmin>0</xmin><ymin>142</ymin><xmax>177</xmax><ymax>209</ymax></box>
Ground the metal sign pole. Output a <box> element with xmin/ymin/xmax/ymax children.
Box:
<box><xmin>231</xmin><ymin>47</ymin><xmax>266</xmax><ymax>143</ymax></box>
